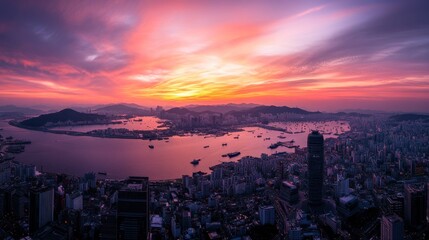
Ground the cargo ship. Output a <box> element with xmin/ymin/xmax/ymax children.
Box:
<box><xmin>227</xmin><ymin>152</ymin><xmax>241</xmax><ymax>158</ymax></box>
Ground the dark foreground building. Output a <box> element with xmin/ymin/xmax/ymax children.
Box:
<box><xmin>29</xmin><ymin>186</ymin><xmax>54</xmax><ymax>234</ymax></box>
<box><xmin>117</xmin><ymin>176</ymin><xmax>149</xmax><ymax>240</ymax></box>
<box><xmin>307</xmin><ymin>130</ymin><xmax>324</xmax><ymax>206</ymax></box>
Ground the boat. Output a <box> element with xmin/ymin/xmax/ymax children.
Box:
<box><xmin>204</xmin><ymin>145</ymin><xmax>210</xmax><ymax>148</ymax></box>
<box><xmin>257</xmin><ymin>135</ymin><xmax>262</xmax><ymax>138</ymax></box>
<box><xmin>269</xmin><ymin>142</ymin><xmax>282</xmax><ymax>149</ymax></box>
<box><xmin>234</xmin><ymin>136</ymin><xmax>239</xmax><ymax>139</ymax></box>
<box><xmin>148</xmin><ymin>145</ymin><xmax>154</xmax><ymax>149</ymax></box>
<box><xmin>221</xmin><ymin>154</ymin><xmax>228</xmax><ymax>157</ymax></box>
<box><xmin>190</xmin><ymin>159</ymin><xmax>201</xmax><ymax>165</ymax></box>
<box><xmin>227</xmin><ymin>152</ymin><xmax>241</xmax><ymax>158</ymax></box>
<box><xmin>222</xmin><ymin>143</ymin><xmax>228</xmax><ymax>146</ymax></box>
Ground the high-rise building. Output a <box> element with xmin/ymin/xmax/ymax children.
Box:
<box><xmin>381</xmin><ymin>214</ymin><xmax>404</xmax><ymax>240</ymax></box>
<box><xmin>29</xmin><ymin>186</ymin><xmax>54</xmax><ymax>234</ymax></box>
<box><xmin>280</xmin><ymin>181</ymin><xmax>299</xmax><ymax>204</ymax></box>
<box><xmin>259</xmin><ymin>205</ymin><xmax>275</xmax><ymax>225</ymax></box>
<box><xmin>66</xmin><ymin>191</ymin><xmax>83</xmax><ymax>210</ymax></box>
<box><xmin>386</xmin><ymin>195</ymin><xmax>404</xmax><ymax>217</ymax></box>
<box><xmin>404</xmin><ymin>184</ymin><xmax>426</xmax><ymax>229</ymax></box>
<box><xmin>307</xmin><ymin>130</ymin><xmax>324</xmax><ymax>206</ymax></box>
<box><xmin>117</xmin><ymin>176</ymin><xmax>149</xmax><ymax>240</ymax></box>
<box><xmin>335</xmin><ymin>175</ymin><xmax>350</xmax><ymax>198</ymax></box>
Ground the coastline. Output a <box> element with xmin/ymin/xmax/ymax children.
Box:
<box><xmin>8</xmin><ymin>120</ymin><xmax>245</xmax><ymax>140</ymax></box>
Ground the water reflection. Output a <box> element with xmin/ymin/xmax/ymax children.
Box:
<box><xmin>0</xmin><ymin>119</ymin><xmax>349</xmax><ymax>180</ymax></box>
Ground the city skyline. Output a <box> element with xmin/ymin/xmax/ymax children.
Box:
<box><xmin>1</xmin><ymin>1</ymin><xmax>429</xmax><ymax>112</ymax></box>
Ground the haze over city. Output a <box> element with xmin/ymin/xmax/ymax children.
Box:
<box><xmin>1</xmin><ymin>1</ymin><xmax>429</xmax><ymax>112</ymax></box>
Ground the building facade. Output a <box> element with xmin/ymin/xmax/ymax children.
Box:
<box><xmin>307</xmin><ymin>131</ymin><xmax>324</xmax><ymax>206</ymax></box>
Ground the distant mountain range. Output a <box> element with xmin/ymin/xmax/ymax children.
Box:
<box><xmin>164</xmin><ymin>105</ymin><xmax>316</xmax><ymax>116</ymax></box>
<box><xmin>231</xmin><ymin>105</ymin><xmax>316</xmax><ymax>116</ymax></box>
<box><xmin>184</xmin><ymin>103</ymin><xmax>260</xmax><ymax>114</ymax></box>
<box><xmin>0</xmin><ymin>105</ymin><xmax>43</xmax><ymax>115</ymax></box>
<box><xmin>334</xmin><ymin>112</ymin><xmax>371</xmax><ymax>118</ymax></box>
<box><xmin>94</xmin><ymin>104</ymin><xmax>150</xmax><ymax>115</ymax></box>
<box><xmin>390</xmin><ymin>113</ymin><xmax>429</xmax><ymax>122</ymax></box>
<box><xmin>20</xmin><ymin>109</ymin><xmax>108</xmax><ymax>127</ymax></box>
<box><xmin>165</xmin><ymin>107</ymin><xmax>195</xmax><ymax>115</ymax></box>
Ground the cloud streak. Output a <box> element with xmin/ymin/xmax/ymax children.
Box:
<box><xmin>0</xmin><ymin>0</ymin><xmax>428</xmax><ymax>111</ymax></box>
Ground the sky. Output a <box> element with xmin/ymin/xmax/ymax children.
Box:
<box><xmin>0</xmin><ymin>0</ymin><xmax>429</xmax><ymax>112</ymax></box>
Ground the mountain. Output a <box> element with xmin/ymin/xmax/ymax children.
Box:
<box><xmin>0</xmin><ymin>105</ymin><xmax>43</xmax><ymax>115</ymax></box>
<box><xmin>165</xmin><ymin>107</ymin><xmax>195</xmax><ymax>115</ymax></box>
<box><xmin>334</xmin><ymin>112</ymin><xmax>371</xmax><ymax>118</ymax></box>
<box><xmin>185</xmin><ymin>103</ymin><xmax>260</xmax><ymax>114</ymax></box>
<box><xmin>390</xmin><ymin>113</ymin><xmax>429</xmax><ymax>122</ymax></box>
<box><xmin>20</xmin><ymin>109</ymin><xmax>108</xmax><ymax>127</ymax></box>
<box><xmin>231</xmin><ymin>105</ymin><xmax>316</xmax><ymax>116</ymax></box>
<box><xmin>94</xmin><ymin>104</ymin><xmax>150</xmax><ymax>115</ymax></box>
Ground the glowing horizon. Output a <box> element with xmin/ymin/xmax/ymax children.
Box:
<box><xmin>1</xmin><ymin>1</ymin><xmax>429</xmax><ymax>112</ymax></box>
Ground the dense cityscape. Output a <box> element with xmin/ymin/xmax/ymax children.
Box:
<box><xmin>1</xmin><ymin>111</ymin><xmax>429</xmax><ymax>239</ymax></box>
<box><xmin>1</xmin><ymin>0</ymin><xmax>429</xmax><ymax>239</ymax></box>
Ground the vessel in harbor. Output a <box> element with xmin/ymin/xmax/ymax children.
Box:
<box><xmin>268</xmin><ymin>142</ymin><xmax>282</xmax><ymax>149</ymax></box>
<box><xmin>148</xmin><ymin>145</ymin><xmax>154</xmax><ymax>149</ymax></box>
<box><xmin>190</xmin><ymin>159</ymin><xmax>201</xmax><ymax>165</ymax></box>
<box><xmin>227</xmin><ymin>152</ymin><xmax>241</xmax><ymax>158</ymax></box>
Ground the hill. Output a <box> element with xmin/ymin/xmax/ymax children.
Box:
<box><xmin>164</xmin><ymin>107</ymin><xmax>195</xmax><ymax>115</ymax></box>
<box><xmin>390</xmin><ymin>113</ymin><xmax>429</xmax><ymax>122</ymax></box>
<box><xmin>94</xmin><ymin>104</ymin><xmax>150</xmax><ymax>115</ymax></box>
<box><xmin>0</xmin><ymin>105</ymin><xmax>43</xmax><ymax>115</ymax></box>
<box><xmin>334</xmin><ymin>112</ymin><xmax>371</xmax><ymax>118</ymax></box>
<box><xmin>185</xmin><ymin>103</ymin><xmax>260</xmax><ymax>114</ymax></box>
<box><xmin>20</xmin><ymin>109</ymin><xmax>108</xmax><ymax>127</ymax></box>
<box><xmin>230</xmin><ymin>105</ymin><xmax>316</xmax><ymax>117</ymax></box>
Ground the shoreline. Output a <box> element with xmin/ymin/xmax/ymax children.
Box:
<box><xmin>8</xmin><ymin>120</ymin><xmax>245</xmax><ymax>140</ymax></box>
<box><xmin>2</xmin><ymin>120</ymin><xmax>351</xmax><ymax>182</ymax></box>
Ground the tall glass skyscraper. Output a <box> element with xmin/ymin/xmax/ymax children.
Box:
<box><xmin>117</xmin><ymin>176</ymin><xmax>149</xmax><ymax>240</ymax></box>
<box><xmin>307</xmin><ymin>130</ymin><xmax>324</xmax><ymax>206</ymax></box>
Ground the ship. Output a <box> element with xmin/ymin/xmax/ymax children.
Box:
<box><xmin>227</xmin><ymin>152</ymin><xmax>241</xmax><ymax>158</ymax></box>
<box><xmin>148</xmin><ymin>145</ymin><xmax>154</xmax><ymax>149</ymax></box>
<box><xmin>204</xmin><ymin>145</ymin><xmax>210</xmax><ymax>148</ymax></box>
<box><xmin>190</xmin><ymin>159</ymin><xmax>201</xmax><ymax>165</ymax></box>
<box><xmin>222</xmin><ymin>143</ymin><xmax>228</xmax><ymax>146</ymax></box>
<box><xmin>268</xmin><ymin>142</ymin><xmax>282</xmax><ymax>149</ymax></box>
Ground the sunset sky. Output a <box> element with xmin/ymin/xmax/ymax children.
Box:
<box><xmin>1</xmin><ymin>0</ymin><xmax>428</xmax><ymax>112</ymax></box>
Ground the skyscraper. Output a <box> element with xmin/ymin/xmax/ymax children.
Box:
<box><xmin>280</xmin><ymin>181</ymin><xmax>299</xmax><ymax>204</ymax></box>
<box><xmin>117</xmin><ymin>176</ymin><xmax>149</xmax><ymax>240</ymax></box>
<box><xmin>259</xmin><ymin>205</ymin><xmax>275</xmax><ymax>225</ymax></box>
<box><xmin>381</xmin><ymin>214</ymin><xmax>404</xmax><ymax>240</ymax></box>
<box><xmin>29</xmin><ymin>186</ymin><xmax>54</xmax><ymax>234</ymax></box>
<box><xmin>307</xmin><ymin>130</ymin><xmax>324</xmax><ymax>206</ymax></box>
<box><xmin>404</xmin><ymin>184</ymin><xmax>426</xmax><ymax>229</ymax></box>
